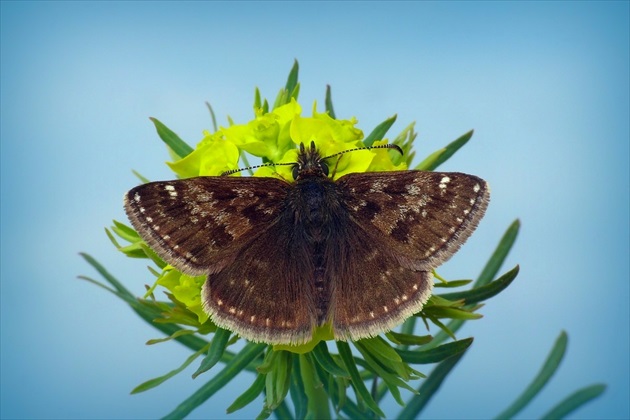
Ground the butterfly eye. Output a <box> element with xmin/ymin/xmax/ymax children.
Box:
<box><xmin>292</xmin><ymin>164</ymin><xmax>300</xmax><ymax>180</ymax></box>
<box><xmin>320</xmin><ymin>161</ymin><xmax>329</xmax><ymax>176</ymax></box>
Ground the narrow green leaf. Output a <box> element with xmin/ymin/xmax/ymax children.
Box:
<box><xmin>476</xmin><ymin>219</ymin><xmax>520</xmax><ymax>287</ymax></box>
<box><xmin>146</xmin><ymin>328</ymin><xmax>196</xmax><ymax>345</ymax></box>
<box><xmin>336</xmin><ymin>341</ymin><xmax>385</xmax><ymax>417</ymax></box>
<box><xmin>358</xmin><ymin>336</ymin><xmax>403</xmax><ymax>363</ymax></box>
<box><xmin>495</xmin><ymin>331</ymin><xmax>568</xmax><ymax>419</ymax></box>
<box><xmin>254</xmin><ymin>87</ymin><xmax>262</xmax><ymax>110</ymax></box>
<box><xmin>193</xmin><ymin>328</ymin><xmax>231</xmax><ymax>378</ymax></box>
<box><xmin>540</xmin><ymin>383</ymin><xmax>606</xmax><ymax>420</ymax></box>
<box><xmin>289</xmin><ymin>356</ymin><xmax>307</xmax><ymax>419</ymax></box>
<box><xmin>354</xmin><ymin>342</ymin><xmax>411</xmax><ymax>406</ymax></box>
<box><xmin>438</xmin><ymin>265</ymin><xmax>519</xmax><ymax>304</ymax></box>
<box><xmin>79</xmin><ymin>253</ymin><xmax>135</xmax><ymax>300</ymax></box>
<box><xmin>163</xmin><ymin>342</ymin><xmax>267</xmax><ymax>419</ymax></box>
<box><xmin>325</xmin><ymin>85</ymin><xmax>336</xmax><ymax>119</ymax></box>
<box><xmin>205</xmin><ymin>101</ymin><xmax>218</xmax><ymax>132</ymax></box>
<box><xmin>363</xmin><ymin>115</ymin><xmax>397</xmax><ymax>147</ymax></box>
<box><xmin>396</xmin><ymin>350</ymin><xmax>468</xmax><ymax>419</ymax></box>
<box><xmin>423</xmin><ymin>306</ymin><xmax>483</xmax><ymax>320</ymax></box>
<box><xmin>420</xmin><ymin>129</ymin><xmax>474</xmax><ymax>171</ymax></box>
<box><xmin>300</xmin><ymin>353</ymin><xmax>331</xmax><ymax>420</ymax></box>
<box><xmin>433</xmin><ymin>279</ymin><xmax>473</xmax><ymax>288</ymax></box>
<box><xmin>149</xmin><ymin>117</ymin><xmax>194</xmax><ymax>159</ymax></box>
<box><xmin>131</xmin><ymin>169</ymin><xmax>151</xmax><ymax>184</ymax></box>
<box><xmin>311</xmin><ymin>341</ymin><xmax>348</xmax><ymax>377</ymax></box>
<box><xmin>396</xmin><ymin>338</ymin><xmax>473</xmax><ymax>364</ymax></box>
<box><xmin>226</xmin><ymin>373</ymin><xmax>266</xmax><ymax>414</ymax></box>
<box><xmin>285</xmin><ymin>59</ymin><xmax>299</xmax><ymax>96</ymax></box>
<box><xmin>131</xmin><ymin>343</ymin><xmax>210</xmax><ymax>394</ymax></box>
<box><xmin>271</xmin><ymin>400</ymin><xmax>292</xmax><ymax>420</ymax></box>
<box><xmin>386</xmin><ymin>331</ymin><xmax>433</xmax><ymax>346</ymax></box>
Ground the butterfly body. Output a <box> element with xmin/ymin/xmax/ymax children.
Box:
<box><xmin>124</xmin><ymin>142</ymin><xmax>490</xmax><ymax>345</ymax></box>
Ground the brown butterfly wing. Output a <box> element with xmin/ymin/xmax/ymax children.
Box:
<box><xmin>124</xmin><ymin>176</ymin><xmax>289</xmax><ymax>276</ymax></box>
<box><xmin>125</xmin><ymin>176</ymin><xmax>319</xmax><ymax>344</ymax></box>
<box><xmin>326</xmin><ymin>170</ymin><xmax>489</xmax><ymax>340</ymax></box>
<box><xmin>337</xmin><ymin>170</ymin><xmax>490</xmax><ymax>271</ymax></box>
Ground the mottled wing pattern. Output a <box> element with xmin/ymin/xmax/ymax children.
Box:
<box><xmin>337</xmin><ymin>170</ymin><xmax>490</xmax><ymax>271</ymax></box>
<box><xmin>124</xmin><ymin>177</ymin><xmax>289</xmax><ymax>276</ymax></box>
<box><xmin>202</xmin><ymin>218</ymin><xmax>319</xmax><ymax>345</ymax></box>
<box><xmin>320</xmin><ymin>218</ymin><xmax>434</xmax><ymax>341</ymax></box>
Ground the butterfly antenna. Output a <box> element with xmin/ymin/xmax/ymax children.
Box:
<box><xmin>221</xmin><ymin>161</ymin><xmax>294</xmax><ymax>176</ymax></box>
<box><xmin>322</xmin><ymin>143</ymin><xmax>403</xmax><ymax>161</ymax></box>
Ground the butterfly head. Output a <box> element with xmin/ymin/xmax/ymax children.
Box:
<box><xmin>292</xmin><ymin>141</ymin><xmax>329</xmax><ymax>180</ymax></box>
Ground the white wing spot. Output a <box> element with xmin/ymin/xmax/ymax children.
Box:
<box><xmin>456</xmin><ymin>217</ymin><xmax>464</xmax><ymax>223</ymax></box>
<box><xmin>217</xmin><ymin>299</ymin><xmax>223</xmax><ymax>306</ymax></box>
<box><xmin>265</xmin><ymin>318</ymin><xmax>271</xmax><ymax>327</ymax></box>
<box><xmin>421</xmin><ymin>210</ymin><xmax>428</xmax><ymax>218</ymax></box>
<box><xmin>134</xmin><ymin>193</ymin><xmax>141</xmax><ymax>202</ymax></box>
<box><xmin>369</xmin><ymin>311</ymin><xmax>375</xmax><ymax>319</ymax></box>
<box><xmin>463</xmin><ymin>209</ymin><xmax>470</xmax><ymax>215</ymax></box>
<box><xmin>165</xmin><ymin>185</ymin><xmax>175</xmax><ymax>191</ymax></box>
<box><xmin>228</xmin><ymin>307</ymin><xmax>236</xmax><ymax>314</ymax></box>
<box><xmin>250</xmin><ymin>315</ymin><xmax>256</xmax><ymax>322</ymax></box>
<box><xmin>469</xmin><ymin>198</ymin><xmax>475</xmax><ymax>205</ymax></box>
<box><xmin>383</xmin><ymin>305</ymin><xmax>389</xmax><ymax>313</ymax></box>
<box><xmin>163</xmin><ymin>234</ymin><xmax>170</xmax><ymax>240</ymax></box>
<box><xmin>139</xmin><ymin>207</ymin><xmax>145</xmax><ymax>213</ymax></box>
<box><xmin>152</xmin><ymin>225</ymin><xmax>160</xmax><ymax>231</ymax></box>
<box><xmin>473</xmin><ymin>184</ymin><xmax>481</xmax><ymax>193</ymax></box>
<box><xmin>413</xmin><ymin>284</ymin><xmax>419</xmax><ymax>291</ymax></box>
<box><xmin>146</xmin><ymin>216</ymin><xmax>153</xmax><ymax>223</ymax></box>
<box><xmin>394</xmin><ymin>297</ymin><xmax>401</xmax><ymax>305</ymax></box>
<box><xmin>169</xmin><ymin>190</ymin><xmax>178</xmax><ymax>198</ymax></box>
<box><xmin>401</xmin><ymin>294</ymin><xmax>409</xmax><ymax>302</ymax></box>
<box><xmin>439</xmin><ymin>176</ymin><xmax>451</xmax><ymax>189</ymax></box>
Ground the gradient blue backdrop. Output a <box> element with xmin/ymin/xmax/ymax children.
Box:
<box><xmin>1</xmin><ymin>2</ymin><xmax>628</xmax><ymax>419</ymax></box>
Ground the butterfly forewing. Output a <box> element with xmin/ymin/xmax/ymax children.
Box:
<box><xmin>124</xmin><ymin>177</ymin><xmax>290</xmax><ymax>275</ymax></box>
<box><xmin>338</xmin><ymin>171</ymin><xmax>490</xmax><ymax>271</ymax></box>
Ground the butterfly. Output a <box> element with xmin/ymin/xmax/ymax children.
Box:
<box><xmin>124</xmin><ymin>141</ymin><xmax>489</xmax><ymax>345</ymax></box>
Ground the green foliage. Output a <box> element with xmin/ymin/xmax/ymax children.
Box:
<box><xmin>79</xmin><ymin>61</ymin><xmax>604</xmax><ymax>418</ymax></box>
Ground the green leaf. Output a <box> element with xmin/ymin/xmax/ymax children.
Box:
<box><xmin>226</xmin><ymin>373</ymin><xmax>266</xmax><ymax>414</ymax></box>
<box><xmin>438</xmin><ymin>265</ymin><xmax>520</xmax><ymax>304</ymax></box>
<box><xmin>353</xmin><ymin>342</ymin><xmax>415</xmax><ymax>406</ymax></box>
<box><xmin>476</xmin><ymin>219</ymin><xmax>520</xmax><ymax>288</ymax></box>
<box><xmin>386</xmin><ymin>331</ymin><xmax>432</xmax><ymax>346</ymax></box>
<box><xmin>193</xmin><ymin>328</ymin><xmax>231</xmax><ymax>378</ymax></box>
<box><xmin>131</xmin><ymin>343</ymin><xmax>210</xmax><ymax>394</ymax></box>
<box><xmin>131</xmin><ymin>169</ymin><xmax>151</xmax><ymax>184</ymax></box>
<box><xmin>396</xmin><ymin>338</ymin><xmax>473</xmax><ymax>364</ymax></box>
<box><xmin>540</xmin><ymin>383</ymin><xmax>606</xmax><ymax>419</ymax></box>
<box><xmin>495</xmin><ymin>331</ymin><xmax>568</xmax><ymax>419</ymax></box>
<box><xmin>336</xmin><ymin>341</ymin><xmax>385</xmax><ymax>417</ymax></box>
<box><xmin>311</xmin><ymin>341</ymin><xmax>348</xmax><ymax>377</ymax></box>
<box><xmin>285</xmin><ymin>59</ymin><xmax>299</xmax><ymax>97</ymax></box>
<box><xmin>423</xmin><ymin>306</ymin><xmax>483</xmax><ymax>320</ymax></box>
<box><xmin>433</xmin><ymin>279</ymin><xmax>473</xmax><ymax>288</ymax></box>
<box><xmin>204</xmin><ymin>101</ymin><xmax>218</xmax><ymax>132</ymax></box>
<box><xmin>300</xmin><ymin>353</ymin><xmax>332</xmax><ymax>419</ymax></box>
<box><xmin>163</xmin><ymin>342</ymin><xmax>267</xmax><ymax>419</ymax></box>
<box><xmin>417</xmin><ymin>129</ymin><xmax>474</xmax><ymax>171</ymax></box>
<box><xmin>396</xmin><ymin>349</ymin><xmax>468</xmax><ymax>419</ymax></box>
<box><xmin>289</xmin><ymin>356</ymin><xmax>308</xmax><ymax>419</ymax></box>
<box><xmin>149</xmin><ymin>117</ymin><xmax>194</xmax><ymax>159</ymax></box>
<box><xmin>325</xmin><ymin>85</ymin><xmax>336</xmax><ymax>119</ymax></box>
<box><xmin>363</xmin><ymin>115</ymin><xmax>397</xmax><ymax>147</ymax></box>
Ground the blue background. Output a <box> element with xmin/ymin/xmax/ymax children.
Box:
<box><xmin>1</xmin><ymin>2</ymin><xmax>628</xmax><ymax>419</ymax></box>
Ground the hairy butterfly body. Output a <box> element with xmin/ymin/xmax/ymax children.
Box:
<box><xmin>124</xmin><ymin>142</ymin><xmax>489</xmax><ymax>345</ymax></box>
